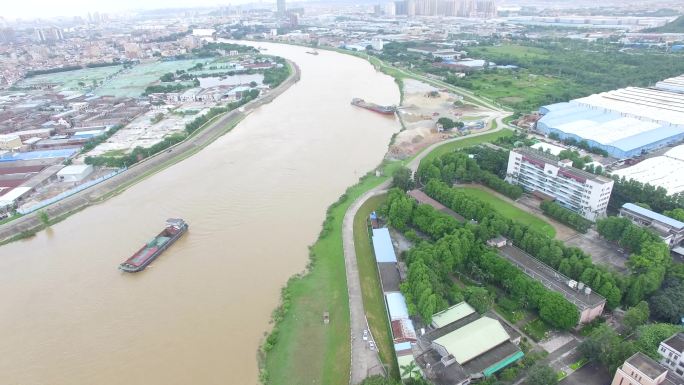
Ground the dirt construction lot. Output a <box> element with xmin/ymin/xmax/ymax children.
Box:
<box><xmin>389</xmin><ymin>79</ymin><xmax>501</xmax><ymax>159</ymax></box>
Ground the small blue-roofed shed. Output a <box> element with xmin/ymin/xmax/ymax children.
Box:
<box><xmin>385</xmin><ymin>292</ymin><xmax>410</xmax><ymax>320</ymax></box>
<box><xmin>372</xmin><ymin>228</ymin><xmax>397</xmax><ymax>263</ymax></box>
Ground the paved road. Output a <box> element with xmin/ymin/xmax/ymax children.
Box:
<box><xmin>0</xmin><ymin>63</ymin><xmax>301</xmax><ymax>244</ymax></box>
<box><xmin>342</xmin><ymin>120</ymin><xmax>510</xmax><ymax>384</ymax></box>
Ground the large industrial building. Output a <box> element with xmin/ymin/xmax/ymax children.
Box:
<box><xmin>612</xmin><ymin>143</ymin><xmax>684</xmax><ymax>195</ymax></box>
<box><xmin>536</xmin><ymin>81</ymin><xmax>684</xmax><ymax>159</ymax></box>
<box><xmin>492</xmin><ymin>241</ymin><xmax>607</xmax><ymax>325</ymax></box>
<box><xmin>416</xmin><ymin>302</ymin><xmax>523</xmax><ymax>385</ymax></box>
<box><xmin>506</xmin><ymin>147</ymin><xmax>614</xmax><ymax>221</ymax></box>
<box><xmin>656</xmin><ymin>75</ymin><xmax>684</xmax><ymax>95</ymax></box>
<box><xmin>620</xmin><ymin>203</ymin><xmax>684</xmax><ymax>249</ymax></box>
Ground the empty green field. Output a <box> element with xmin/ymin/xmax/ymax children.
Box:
<box><xmin>458</xmin><ymin>187</ymin><xmax>556</xmax><ymax>238</ymax></box>
<box><xmin>16</xmin><ymin>65</ymin><xmax>123</xmax><ymax>91</ymax></box>
<box><xmin>469</xmin><ymin>45</ymin><xmax>551</xmax><ymax>60</ymax></box>
<box><xmin>96</xmin><ymin>59</ymin><xmax>209</xmax><ymax>97</ymax></box>
<box><xmin>465</xmin><ymin>70</ymin><xmax>582</xmax><ymax>112</ymax></box>
<box><xmin>421</xmin><ymin>129</ymin><xmax>514</xmax><ymax>165</ymax></box>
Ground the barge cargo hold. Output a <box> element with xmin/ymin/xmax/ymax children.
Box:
<box><xmin>351</xmin><ymin>98</ymin><xmax>396</xmax><ymax>115</ymax></box>
<box><xmin>119</xmin><ymin>218</ymin><xmax>188</xmax><ymax>273</ymax></box>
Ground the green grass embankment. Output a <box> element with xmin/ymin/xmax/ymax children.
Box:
<box><xmin>353</xmin><ymin>194</ymin><xmax>399</xmax><ymax>380</ymax></box>
<box><xmin>261</xmin><ymin>128</ymin><xmax>515</xmax><ymax>383</ymax></box>
<box><xmin>260</xmin><ymin>165</ymin><xmax>396</xmax><ymax>384</ymax></box>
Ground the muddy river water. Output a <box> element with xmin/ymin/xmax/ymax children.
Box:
<box><xmin>0</xmin><ymin>42</ymin><xmax>400</xmax><ymax>385</ymax></box>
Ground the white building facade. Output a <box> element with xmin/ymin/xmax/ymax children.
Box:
<box><xmin>505</xmin><ymin>147</ymin><xmax>613</xmax><ymax>221</ymax></box>
<box><xmin>659</xmin><ymin>333</ymin><xmax>684</xmax><ymax>379</ymax></box>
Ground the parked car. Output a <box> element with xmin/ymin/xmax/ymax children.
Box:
<box><xmin>362</xmin><ymin>330</ymin><xmax>369</xmax><ymax>341</ymax></box>
<box><xmin>369</xmin><ymin>341</ymin><xmax>376</xmax><ymax>351</ymax></box>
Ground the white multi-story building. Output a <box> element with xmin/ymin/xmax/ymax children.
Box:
<box><xmin>505</xmin><ymin>147</ymin><xmax>614</xmax><ymax>221</ymax></box>
<box><xmin>659</xmin><ymin>333</ymin><xmax>684</xmax><ymax>379</ymax></box>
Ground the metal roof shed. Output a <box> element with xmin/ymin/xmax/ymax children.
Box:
<box><xmin>431</xmin><ymin>302</ymin><xmax>476</xmax><ymax>329</ymax></box>
<box><xmin>372</xmin><ymin>228</ymin><xmax>397</xmax><ymax>263</ymax></box>
<box><xmin>433</xmin><ymin>317</ymin><xmax>510</xmax><ymax>364</ymax></box>
<box><xmin>385</xmin><ymin>292</ymin><xmax>410</xmax><ymax>320</ymax></box>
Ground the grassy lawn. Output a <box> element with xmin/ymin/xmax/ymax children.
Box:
<box><xmin>557</xmin><ymin>370</ymin><xmax>568</xmax><ymax>381</ymax></box>
<box><xmin>523</xmin><ymin>318</ymin><xmax>551</xmax><ymax>342</ymax></box>
<box><xmin>570</xmin><ymin>357</ymin><xmax>589</xmax><ymax>371</ymax></box>
<box><xmin>353</xmin><ymin>194</ymin><xmax>400</xmax><ymax>380</ymax></box>
<box><xmin>457</xmin><ymin>187</ymin><xmax>556</xmax><ymax>238</ymax></box>
<box><xmin>420</xmin><ymin>129</ymin><xmax>513</xmax><ymax>165</ymax></box>
<box><xmin>494</xmin><ymin>303</ymin><xmax>526</xmax><ymax>324</ymax></box>
<box><xmin>102</xmin><ymin>149</ymin><xmax>127</xmax><ymax>157</ymax></box>
<box><xmin>470</xmin><ymin>71</ymin><xmax>574</xmax><ymax>110</ymax></box>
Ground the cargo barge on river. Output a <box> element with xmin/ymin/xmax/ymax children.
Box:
<box><xmin>119</xmin><ymin>218</ymin><xmax>188</xmax><ymax>272</ymax></box>
<box><xmin>351</xmin><ymin>98</ymin><xmax>396</xmax><ymax>115</ymax></box>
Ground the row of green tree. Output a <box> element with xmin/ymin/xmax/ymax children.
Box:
<box><xmin>595</xmin><ymin>217</ymin><xmax>672</xmax><ymax>306</ymax></box>
<box><xmin>85</xmin><ymin>133</ymin><xmax>186</xmax><ymax>168</ymax></box>
<box><xmin>417</xmin><ymin>151</ymin><xmax>523</xmax><ymax>200</ymax></box>
<box><xmin>664</xmin><ymin>208</ymin><xmax>684</xmax><ymax>221</ymax></box>
<box><xmin>191</xmin><ymin>42</ymin><xmax>258</xmax><ymax>58</ymax></box>
<box><xmin>465</xmin><ymin>146</ymin><xmax>510</xmax><ymax>177</ymax></box>
<box><xmin>548</xmin><ymin>133</ymin><xmax>609</xmax><ymax>157</ymax></box>
<box><xmin>608</xmin><ymin>176</ymin><xmax>684</xmax><ymax>213</ymax></box>
<box><xmin>262</xmin><ymin>59</ymin><xmax>291</xmax><ymax>88</ymax></box>
<box><xmin>540</xmin><ymin>201</ymin><xmax>592</xmax><ymax>233</ymax></box>
<box><xmin>436</xmin><ymin>117</ymin><xmax>465</xmax><ymax>131</ymax></box>
<box><xmin>80</xmin><ymin>124</ymin><xmax>123</xmax><ymax>154</ymax></box>
<box><xmin>184</xmin><ymin>89</ymin><xmax>259</xmax><ymax>134</ymax></box>
<box><xmin>386</xmin><ymin>189</ymin><xmax>580</xmax><ymax>329</ymax></box>
<box><xmin>143</xmin><ymin>80</ymin><xmax>198</xmax><ymax>95</ymax></box>
<box><xmin>417</xmin><ymin>147</ymin><xmax>682</xmax><ymax>308</ymax></box>
<box><xmin>422</xmin><ymin>179</ymin><xmax>625</xmax><ymax>309</ymax></box>
<box><xmin>581</xmin><ymin>322</ymin><xmax>684</xmax><ymax>373</ymax></box>
<box><xmin>648</xmin><ymin>275</ymin><xmax>684</xmax><ymax>324</ymax></box>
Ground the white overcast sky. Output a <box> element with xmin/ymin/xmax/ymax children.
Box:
<box><xmin>4</xmin><ymin>0</ymin><xmax>264</xmax><ymax>19</ymax></box>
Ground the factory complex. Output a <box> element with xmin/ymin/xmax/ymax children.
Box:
<box><xmin>612</xmin><ymin>143</ymin><xmax>684</xmax><ymax>195</ymax></box>
<box><xmin>537</xmin><ymin>75</ymin><xmax>684</xmax><ymax>159</ymax></box>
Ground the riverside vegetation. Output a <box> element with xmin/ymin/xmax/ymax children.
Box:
<box><xmin>258</xmin><ymin>130</ymin><xmax>515</xmax><ymax>384</ymax></box>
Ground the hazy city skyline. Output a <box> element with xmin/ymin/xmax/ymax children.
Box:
<box><xmin>4</xmin><ymin>0</ymin><xmax>271</xmax><ymax>19</ymax></box>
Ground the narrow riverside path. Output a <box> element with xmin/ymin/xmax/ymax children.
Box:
<box><xmin>342</xmin><ymin>122</ymin><xmax>508</xmax><ymax>383</ymax></box>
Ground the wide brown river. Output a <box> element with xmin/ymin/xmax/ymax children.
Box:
<box><xmin>0</xmin><ymin>42</ymin><xmax>400</xmax><ymax>385</ymax></box>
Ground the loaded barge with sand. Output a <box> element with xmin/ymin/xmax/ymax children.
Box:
<box><xmin>119</xmin><ymin>218</ymin><xmax>188</xmax><ymax>272</ymax></box>
<box><xmin>351</xmin><ymin>98</ymin><xmax>396</xmax><ymax>115</ymax></box>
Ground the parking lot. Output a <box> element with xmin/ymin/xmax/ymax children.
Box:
<box><xmin>564</xmin><ymin>229</ymin><xmax>630</xmax><ymax>273</ymax></box>
<box><xmin>560</xmin><ymin>362</ymin><xmax>611</xmax><ymax>385</ymax></box>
